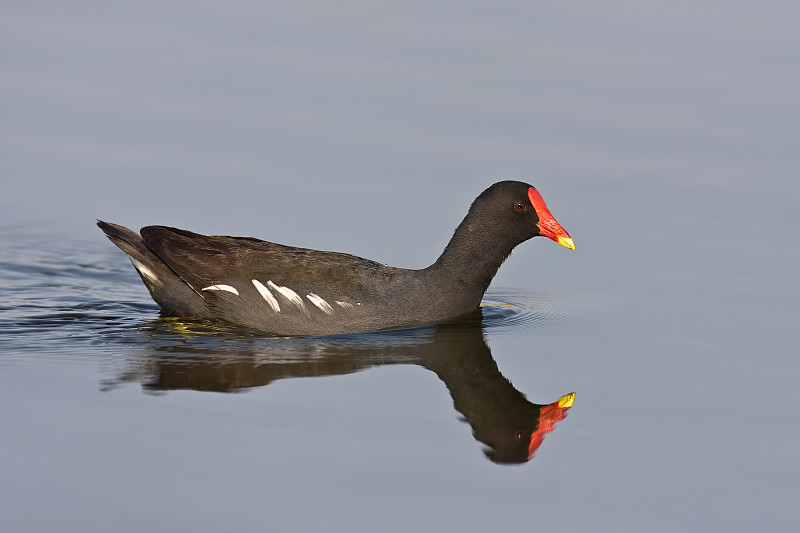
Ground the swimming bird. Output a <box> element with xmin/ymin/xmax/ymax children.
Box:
<box><xmin>98</xmin><ymin>180</ymin><xmax>574</xmax><ymax>336</ymax></box>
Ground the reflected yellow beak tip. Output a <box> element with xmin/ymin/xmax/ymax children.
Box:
<box><xmin>557</xmin><ymin>392</ymin><xmax>576</xmax><ymax>408</ymax></box>
<box><xmin>557</xmin><ymin>236</ymin><xmax>575</xmax><ymax>251</ymax></box>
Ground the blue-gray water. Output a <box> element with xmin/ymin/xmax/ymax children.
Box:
<box><xmin>2</xmin><ymin>2</ymin><xmax>799</xmax><ymax>532</ymax></box>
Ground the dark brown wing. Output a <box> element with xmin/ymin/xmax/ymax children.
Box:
<box><xmin>140</xmin><ymin>225</ymin><xmax>384</xmax><ymax>301</ymax></box>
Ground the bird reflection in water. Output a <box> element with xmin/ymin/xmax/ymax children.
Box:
<box><xmin>104</xmin><ymin>311</ymin><xmax>575</xmax><ymax>465</ymax></box>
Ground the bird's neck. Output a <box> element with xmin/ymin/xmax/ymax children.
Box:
<box><xmin>424</xmin><ymin>213</ymin><xmax>518</xmax><ymax>306</ymax></box>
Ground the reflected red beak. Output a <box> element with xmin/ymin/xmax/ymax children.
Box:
<box><xmin>528</xmin><ymin>187</ymin><xmax>575</xmax><ymax>250</ymax></box>
<box><xmin>528</xmin><ymin>392</ymin><xmax>575</xmax><ymax>459</ymax></box>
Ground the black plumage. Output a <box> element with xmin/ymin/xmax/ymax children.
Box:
<box><xmin>98</xmin><ymin>181</ymin><xmax>573</xmax><ymax>336</ymax></box>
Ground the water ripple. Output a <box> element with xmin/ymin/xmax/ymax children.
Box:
<box><xmin>481</xmin><ymin>287</ymin><xmax>594</xmax><ymax>332</ymax></box>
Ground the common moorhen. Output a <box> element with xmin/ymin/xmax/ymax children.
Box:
<box><xmin>98</xmin><ymin>181</ymin><xmax>574</xmax><ymax>336</ymax></box>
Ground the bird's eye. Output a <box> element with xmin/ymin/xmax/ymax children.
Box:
<box><xmin>514</xmin><ymin>201</ymin><xmax>526</xmax><ymax>211</ymax></box>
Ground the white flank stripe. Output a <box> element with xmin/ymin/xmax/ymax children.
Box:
<box><xmin>267</xmin><ymin>281</ymin><xmax>305</xmax><ymax>309</ymax></box>
<box><xmin>130</xmin><ymin>258</ymin><xmax>159</xmax><ymax>284</ymax></box>
<box><xmin>335</xmin><ymin>301</ymin><xmax>354</xmax><ymax>309</ymax></box>
<box><xmin>201</xmin><ymin>284</ymin><xmax>239</xmax><ymax>296</ymax></box>
<box><xmin>251</xmin><ymin>279</ymin><xmax>280</xmax><ymax>312</ymax></box>
<box><xmin>307</xmin><ymin>293</ymin><xmax>334</xmax><ymax>314</ymax></box>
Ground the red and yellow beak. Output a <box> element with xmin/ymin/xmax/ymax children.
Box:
<box><xmin>528</xmin><ymin>392</ymin><xmax>575</xmax><ymax>459</ymax></box>
<box><xmin>528</xmin><ymin>187</ymin><xmax>575</xmax><ymax>250</ymax></box>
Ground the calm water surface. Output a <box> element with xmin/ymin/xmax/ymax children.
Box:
<box><xmin>2</xmin><ymin>2</ymin><xmax>799</xmax><ymax>532</ymax></box>
<box><xmin>2</xmin><ymin>179</ymin><xmax>797</xmax><ymax>531</ymax></box>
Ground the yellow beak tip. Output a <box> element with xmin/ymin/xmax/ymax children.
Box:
<box><xmin>557</xmin><ymin>392</ymin><xmax>576</xmax><ymax>408</ymax></box>
<box><xmin>558</xmin><ymin>237</ymin><xmax>575</xmax><ymax>250</ymax></box>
